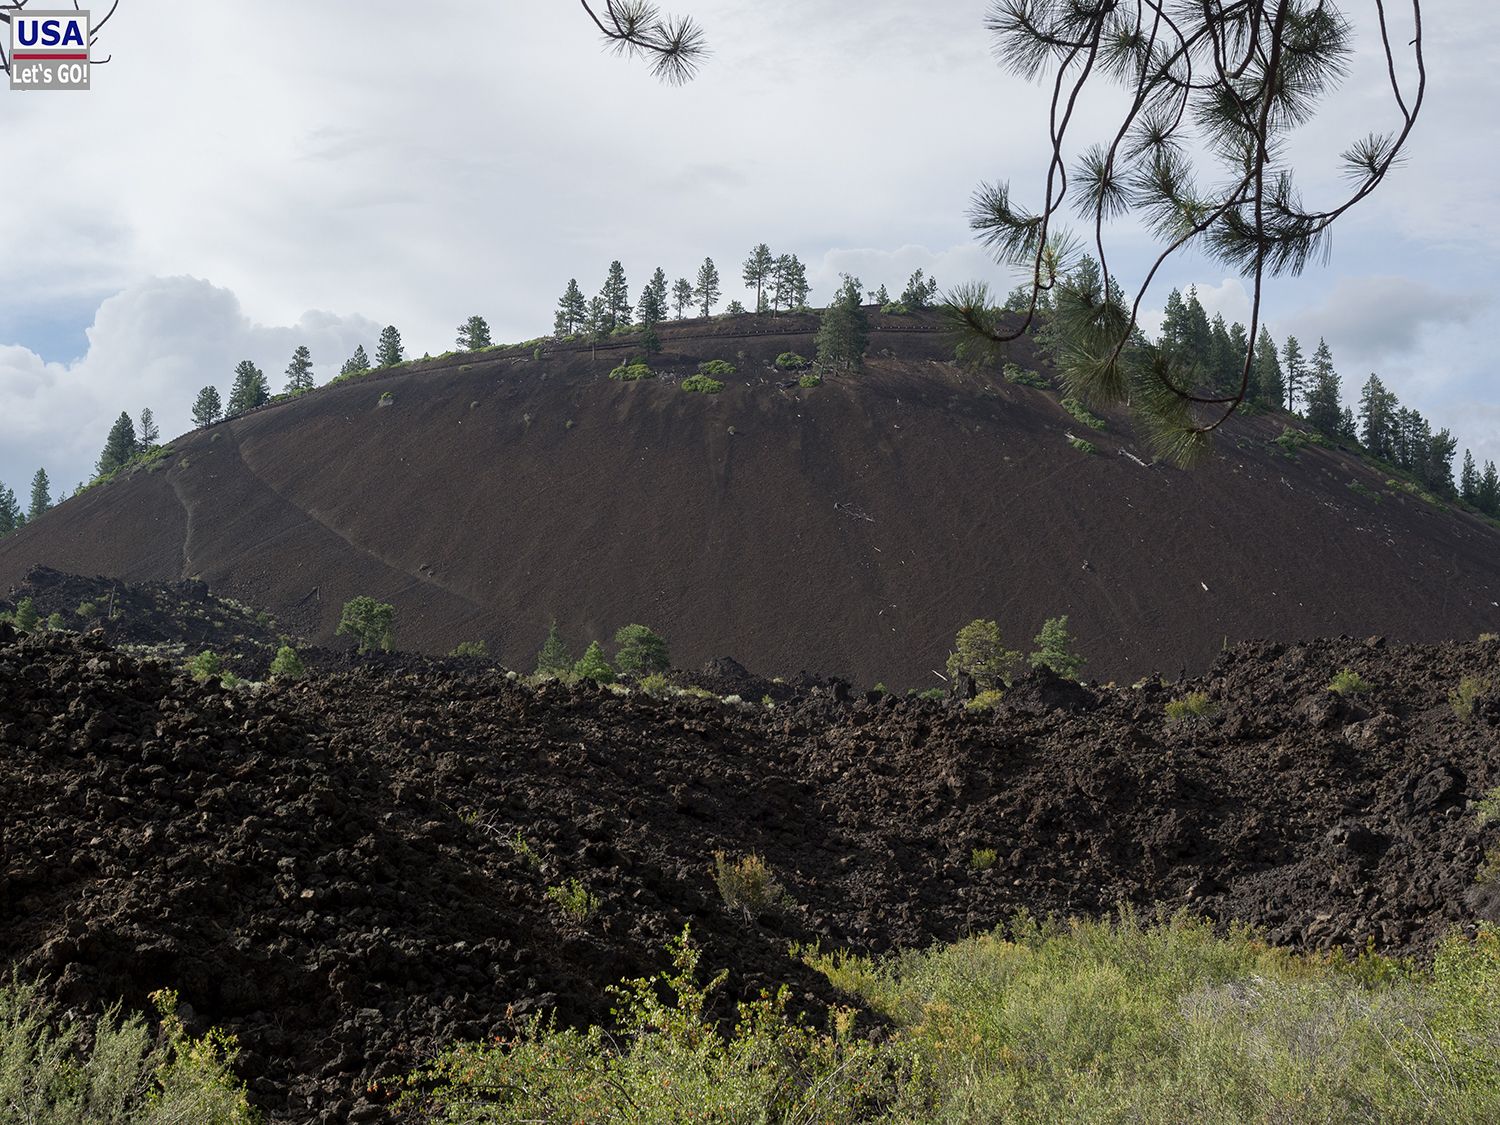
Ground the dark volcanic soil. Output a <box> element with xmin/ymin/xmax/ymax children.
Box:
<box><xmin>2</xmin><ymin>625</ymin><xmax>1497</xmax><ymax>1121</ymax></box>
<box><xmin>4</xmin><ymin>311</ymin><xmax>1500</xmax><ymax>685</ymax></box>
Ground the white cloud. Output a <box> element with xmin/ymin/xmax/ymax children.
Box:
<box><xmin>0</xmin><ymin>278</ymin><xmax>380</xmax><ymax>493</ymax></box>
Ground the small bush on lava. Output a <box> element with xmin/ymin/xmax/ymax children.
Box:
<box><xmin>713</xmin><ymin>851</ymin><xmax>792</xmax><ymax>916</ymax></box>
<box><xmin>1328</xmin><ymin>668</ymin><xmax>1371</xmax><ymax>696</ymax></box>
<box><xmin>970</xmin><ymin>848</ymin><xmax>997</xmax><ymax>871</ymax></box>
<box><xmin>1165</xmin><ymin>691</ymin><xmax>1215</xmax><ymax>721</ymax></box>
<box><xmin>681</xmin><ymin>374</ymin><xmax>724</xmax><ymax>394</ymax></box>
<box><xmin>799</xmin><ymin>373</ymin><xmax>822</xmax><ymax>388</ymax></box>
<box><xmin>1473</xmin><ymin>788</ymin><xmax>1500</xmax><ymax>827</ymax></box>
<box><xmin>185</xmin><ymin>650</ymin><xmax>225</xmax><ymax>684</ymax></box>
<box><xmin>1450</xmin><ymin>676</ymin><xmax>1487</xmax><ymax>721</ymax></box>
<box><xmin>545</xmin><ymin>878</ymin><xmax>599</xmax><ymax>923</ymax></box>
<box><xmin>698</xmin><ymin>359</ymin><xmax>736</xmax><ymax>377</ymax></box>
<box><xmin>609</xmin><ymin>362</ymin><xmax>654</xmax><ymax>381</ymax></box>
<box><xmin>450</xmin><ymin>640</ymin><xmax>488</xmax><ymax>658</ymax></box>
<box><xmin>336</xmin><ymin>596</ymin><xmax>395</xmax><ymax>654</ymax></box>
<box><xmin>775</xmin><ymin>352</ymin><xmax>809</xmax><ymax>370</ymax></box>
<box><xmin>572</xmin><ymin>641</ymin><xmax>616</xmax><ymax>684</ymax></box>
<box><xmin>268</xmin><ymin>644</ymin><xmax>305</xmax><ymax>680</ymax></box>
<box><xmin>966</xmin><ymin>689</ymin><xmax>1005</xmax><ymax>713</ymax></box>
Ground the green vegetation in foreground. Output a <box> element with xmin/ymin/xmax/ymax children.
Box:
<box><xmin>402</xmin><ymin>914</ymin><xmax>1500</xmax><ymax>1123</ymax></box>
<box><xmin>0</xmin><ymin>977</ymin><xmax>254</xmax><ymax>1122</ymax></box>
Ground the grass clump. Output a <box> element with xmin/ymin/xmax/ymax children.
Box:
<box><xmin>698</xmin><ymin>359</ymin><xmax>736</xmax><ymax>377</ymax></box>
<box><xmin>545</xmin><ymin>878</ymin><xmax>599</xmax><ymax>923</ymax></box>
<box><xmin>775</xmin><ymin>351</ymin><xmax>809</xmax><ymax>370</ymax></box>
<box><xmin>713</xmin><ymin>852</ymin><xmax>792</xmax><ymax>917</ymax></box>
<box><xmin>507</xmin><ymin>829</ymin><xmax>543</xmax><ymax>872</ymax></box>
<box><xmin>609</xmin><ymin>362</ymin><xmax>654</xmax><ymax>381</ymax></box>
<box><xmin>1060</xmin><ymin>397</ymin><xmax>1106</xmax><ymax>430</ymax></box>
<box><xmin>1472</xmin><ymin>787</ymin><xmax>1500</xmax><ymax>827</ymax></box>
<box><xmin>1328</xmin><ymin>668</ymin><xmax>1372</xmax><ymax>696</ymax></box>
<box><xmin>1164</xmin><ymin>691</ymin><xmax>1215</xmax><ymax>722</ymax></box>
<box><xmin>971</xmin><ymin>848</ymin><xmax>998</xmax><ymax>871</ymax></box>
<box><xmin>681</xmin><ymin>373</ymin><xmax>724</xmax><ymax>394</ymax></box>
<box><xmin>0</xmin><ymin>977</ymin><xmax>255</xmax><ymax>1122</ymax></box>
<box><xmin>1450</xmin><ymin>675</ymin><xmax>1487</xmax><ymax>720</ymax></box>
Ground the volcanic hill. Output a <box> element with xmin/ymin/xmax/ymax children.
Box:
<box><xmin>4</xmin><ymin>310</ymin><xmax>1499</xmax><ymax>684</ymax></box>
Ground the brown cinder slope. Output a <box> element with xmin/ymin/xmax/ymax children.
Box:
<box><xmin>3</xmin><ymin>311</ymin><xmax>1498</xmax><ymax>683</ymax></box>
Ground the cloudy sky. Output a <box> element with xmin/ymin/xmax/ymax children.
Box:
<box><xmin>2</xmin><ymin>1</ymin><xmax>1497</xmax><ymax>497</ymax></box>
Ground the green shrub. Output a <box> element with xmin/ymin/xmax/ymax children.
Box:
<box><xmin>946</xmin><ymin>619</ymin><xmax>1019</xmax><ymax>691</ymax></box>
<box><xmin>880</xmin><ymin>301</ymin><xmax>911</xmax><ymax>315</ymax></box>
<box><xmin>713</xmin><ymin>852</ymin><xmax>792</xmax><ymax>916</ymax></box>
<box><xmin>12</xmin><ymin>598</ymin><xmax>38</xmax><ymax>632</ymax></box>
<box><xmin>268</xmin><ymin>645</ymin><xmax>306</xmax><ymax>679</ymax></box>
<box><xmin>1164</xmin><ymin>691</ymin><xmax>1215</xmax><ymax>721</ymax></box>
<box><xmin>638</xmin><ymin>672</ymin><xmax>672</xmax><ymax>698</ymax></box>
<box><xmin>609</xmin><ymin>362</ymin><xmax>655</xmax><ymax>381</ymax></box>
<box><xmin>185</xmin><ymin>650</ymin><xmax>224</xmax><ymax>684</ymax></box>
<box><xmin>798</xmin><ymin>373</ymin><xmax>822</xmax><ymax>388</ymax></box>
<box><xmin>336</xmin><ymin>596</ymin><xmax>395</xmax><ymax>654</ymax></box>
<box><xmin>507</xmin><ymin>829</ymin><xmax>543</xmax><ymax>872</ymax></box>
<box><xmin>1347</xmin><ymin>480</ymin><xmax>1382</xmax><ymax>501</ymax></box>
<box><xmin>966</xmin><ymin>689</ymin><xmax>1005</xmax><ymax>713</ymax></box>
<box><xmin>534</xmin><ymin>621</ymin><xmax>572</xmax><ymax>679</ymax></box>
<box><xmin>698</xmin><ymin>359</ymin><xmax>736</xmax><ymax>377</ymax></box>
<box><xmin>76</xmin><ymin>601</ymin><xmax>97</xmax><ymax>619</ymax></box>
<box><xmin>1328</xmin><ymin>668</ymin><xmax>1371</xmax><ymax>695</ymax></box>
<box><xmin>614</xmin><ymin>624</ymin><xmax>670</xmax><ymax>674</ymax></box>
<box><xmin>1003</xmin><ymin>363</ymin><xmax>1050</xmax><ymax>388</ymax></box>
<box><xmin>1451</xmin><ymin>676</ymin><xmax>1487</xmax><ymax>720</ymax></box>
<box><xmin>970</xmin><ymin>847</ymin><xmax>997</xmax><ymax>871</ymax></box>
<box><xmin>917</xmin><ymin>688</ymin><xmax>946</xmax><ymax>701</ymax></box>
<box><xmin>775</xmin><ymin>352</ymin><xmax>810</xmax><ymax>370</ymax></box>
<box><xmin>401</xmin><ymin>928</ymin><xmax>895</xmax><ymax>1123</ymax></box>
<box><xmin>1473</xmin><ymin>787</ymin><xmax>1500</xmax><ymax>827</ymax></box>
<box><xmin>681</xmin><ymin>374</ymin><xmax>724</xmax><ymax>394</ymax></box>
<box><xmin>545</xmin><ymin>878</ymin><xmax>599</xmax><ymax>923</ymax></box>
<box><xmin>377</xmin><ymin>391</ymin><xmax>394</xmax><ymax>406</ymax></box>
<box><xmin>573</xmin><ymin>640</ymin><xmax>616</xmax><ymax>684</ymax></box>
<box><xmin>46</xmin><ymin>612</ymin><xmax>66</xmax><ymax>631</ymax></box>
<box><xmin>0</xmin><ymin>978</ymin><xmax>255</xmax><ymax>1123</ymax></box>
<box><xmin>1069</xmin><ymin>436</ymin><xmax>1098</xmax><ymax>455</ymax></box>
<box><xmin>451</xmin><ymin>640</ymin><xmax>488</xmax><ymax>658</ymax></box>
<box><xmin>1060</xmin><ymin>397</ymin><xmax>1106</xmax><ymax>430</ymax></box>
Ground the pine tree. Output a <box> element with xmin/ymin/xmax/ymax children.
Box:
<box><xmin>0</xmin><ymin>484</ymin><xmax>21</xmax><ymax>537</ymax></box>
<box><xmin>1182</xmin><ymin>288</ymin><xmax>1212</xmax><ymax>370</ymax></box>
<box><xmin>535</xmin><ymin>620</ymin><xmax>572</xmax><ymax>677</ymax></box>
<box><xmin>598</xmin><ymin>261</ymin><xmax>631</xmax><ymax>331</ymax></box>
<box><xmin>555</xmin><ymin>279</ymin><xmax>588</xmax><ymax>337</ymax></box>
<box><xmin>672</xmin><ymin>278</ymin><xmax>694</xmax><ymax>319</ymax></box>
<box><xmin>1303</xmin><ymin>338</ymin><xmax>1342</xmax><ymax>436</ymax></box>
<box><xmin>1480</xmin><ymin>461</ymin><xmax>1500</xmax><ymax>517</ymax></box>
<box><xmin>573</xmin><ymin>640</ymin><xmax>616</xmax><ymax>684</ymax></box>
<box><xmin>457</xmin><ymin>315</ymin><xmax>493</xmax><ymax>351</ymax></box>
<box><xmin>742</xmin><ymin>244</ymin><xmax>774</xmax><ymax>313</ymax></box>
<box><xmin>614</xmin><ymin>624</ymin><xmax>670</xmax><ymax>674</ymax></box>
<box><xmin>226</xmin><ymin>360</ymin><xmax>270</xmax><ymax>416</ymax></box>
<box><xmin>1207</xmin><ymin>315</ymin><xmax>1239</xmax><ymax>394</ymax></box>
<box><xmin>1358</xmin><ymin>375</ymin><xmax>1397</xmax><ymax>461</ymax></box>
<box><xmin>872</xmin><ymin>284</ymin><xmax>890</xmax><ymax>305</ymax></box>
<box><xmin>375</xmin><ymin>326</ymin><xmax>404</xmax><ymax>367</ymax></box>
<box><xmin>1281</xmin><ymin>336</ymin><xmax>1305</xmax><ymax>413</ymax></box>
<box><xmin>725</xmin><ymin>299</ymin><xmax>746</xmax><ymax>315</ymax></box>
<box><xmin>815</xmin><ymin>275</ymin><xmax>869</xmax><ymax>374</ymax></box>
<box><xmin>636</xmin><ymin>267</ymin><xmax>669</xmax><ymax>327</ymax></box>
<box><xmin>585</xmin><ymin>296</ymin><xmax>609</xmax><ymax>341</ymax></box>
<box><xmin>1338</xmin><ymin>406</ymin><xmax>1357</xmax><ymax>442</ymax></box>
<box><xmin>1028</xmin><ymin>615</ymin><xmax>1085</xmax><ymax>680</ymax></box>
<box><xmin>1461</xmin><ymin>450</ymin><xmax>1480</xmax><ymax>504</ymax></box>
<box><xmin>28</xmin><ymin>468</ymin><xmax>51</xmax><ymax>520</ymax></box>
<box><xmin>1159</xmin><ymin>289</ymin><xmax>1189</xmax><ymax>350</ymax></box>
<box><xmin>771</xmin><ymin>254</ymin><xmax>810</xmax><ymax>312</ymax></box>
<box><xmin>1253</xmin><ymin>327</ymin><xmax>1284</xmax><ymax>409</ymax></box>
<box><xmin>693</xmin><ymin>257</ymin><xmax>721</xmax><ymax>317</ymax></box>
<box><xmin>138</xmin><ymin>407</ymin><xmax>160</xmax><ymax>448</ymax></box>
<box><xmin>283</xmin><ymin>346</ymin><xmax>314</xmax><ymax>394</ymax></box>
<box><xmin>340</xmin><ymin>345</ymin><xmax>371</xmax><ymax>377</ymax></box>
<box><xmin>1427</xmin><ymin>428</ymin><xmax>1458</xmax><ymax>495</ymax></box>
<box><xmin>191</xmin><ymin>385</ymin><xmax>222</xmax><ymax>428</ymax></box>
<box><xmin>900</xmin><ymin>269</ymin><xmax>939</xmax><ymax>310</ymax></box>
<box><xmin>96</xmin><ymin>413</ymin><xmax>138</xmax><ymax>476</ymax></box>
